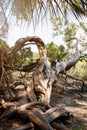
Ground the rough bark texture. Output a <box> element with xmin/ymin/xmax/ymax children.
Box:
<box><xmin>0</xmin><ymin>36</ymin><xmax>81</xmax><ymax>104</ymax></box>
<box><xmin>0</xmin><ymin>100</ymin><xmax>72</xmax><ymax>130</ymax></box>
<box><xmin>0</xmin><ymin>36</ymin><xmax>83</xmax><ymax>130</ymax></box>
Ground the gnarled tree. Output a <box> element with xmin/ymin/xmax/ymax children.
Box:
<box><xmin>0</xmin><ymin>36</ymin><xmax>85</xmax><ymax>130</ymax></box>
<box><xmin>6</xmin><ymin>36</ymin><xmax>80</xmax><ymax>105</ymax></box>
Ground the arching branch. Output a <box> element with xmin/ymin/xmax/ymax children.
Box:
<box><xmin>9</xmin><ymin>36</ymin><xmax>46</xmax><ymax>60</ymax></box>
<box><xmin>55</xmin><ymin>38</ymin><xmax>81</xmax><ymax>74</ymax></box>
<box><xmin>55</xmin><ymin>50</ymin><xmax>80</xmax><ymax>74</ymax></box>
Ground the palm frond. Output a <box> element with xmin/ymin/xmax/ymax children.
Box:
<box><xmin>0</xmin><ymin>0</ymin><xmax>87</xmax><ymax>26</ymax></box>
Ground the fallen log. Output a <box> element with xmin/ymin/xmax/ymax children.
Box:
<box><xmin>18</xmin><ymin>108</ymin><xmax>53</xmax><ymax>130</ymax></box>
<box><xmin>17</xmin><ymin>106</ymin><xmax>71</xmax><ymax>130</ymax></box>
<box><xmin>9</xmin><ymin>123</ymin><xmax>34</xmax><ymax>130</ymax></box>
<box><xmin>0</xmin><ymin>102</ymin><xmax>50</xmax><ymax>120</ymax></box>
<box><xmin>17</xmin><ymin>102</ymin><xmax>50</xmax><ymax>112</ymax></box>
<box><xmin>52</xmin><ymin>122</ymin><xmax>69</xmax><ymax>130</ymax></box>
<box><xmin>0</xmin><ymin>101</ymin><xmax>72</xmax><ymax>130</ymax></box>
<box><xmin>0</xmin><ymin>98</ymin><xmax>17</xmax><ymax>109</ymax></box>
<box><xmin>0</xmin><ymin>109</ymin><xmax>17</xmax><ymax>120</ymax></box>
<box><xmin>44</xmin><ymin>107</ymin><xmax>61</xmax><ymax>123</ymax></box>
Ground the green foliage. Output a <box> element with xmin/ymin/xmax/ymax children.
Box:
<box><xmin>33</xmin><ymin>52</ymin><xmax>39</xmax><ymax>60</ymax></box>
<box><xmin>51</xmin><ymin>17</ymin><xmax>87</xmax><ymax>54</ymax></box>
<box><xmin>64</xmin><ymin>22</ymin><xmax>77</xmax><ymax>48</ymax></box>
<box><xmin>72</xmin><ymin>123</ymin><xmax>85</xmax><ymax>130</ymax></box>
<box><xmin>0</xmin><ymin>39</ymin><xmax>9</xmax><ymax>50</ymax></box>
<box><xmin>51</xmin><ymin>17</ymin><xmax>78</xmax><ymax>49</ymax></box>
<box><xmin>18</xmin><ymin>47</ymin><xmax>33</xmax><ymax>64</ymax></box>
<box><xmin>80</xmin><ymin>22</ymin><xmax>87</xmax><ymax>34</ymax></box>
<box><xmin>51</xmin><ymin>17</ymin><xmax>87</xmax><ymax>78</ymax></box>
<box><xmin>79</xmin><ymin>22</ymin><xmax>87</xmax><ymax>47</ymax></box>
<box><xmin>0</xmin><ymin>39</ymin><xmax>38</xmax><ymax>68</ymax></box>
<box><xmin>51</xmin><ymin>17</ymin><xmax>63</xmax><ymax>36</ymax></box>
<box><xmin>46</xmin><ymin>42</ymin><xmax>67</xmax><ymax>61</ymax></box>
<box><xmin>7</xmin><ymin>47</ymin><xmax>33</xmax><ymax>67</ymax></box>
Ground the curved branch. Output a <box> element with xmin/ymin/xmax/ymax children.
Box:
<box><xmin>54</xmin><ymin>37</ymin><xmax>81</xmax><ymax>74</ymax></box>
<box><xmin>18</xmin><ymin>108</ymin><xmax>53</xmax><ymax>130</ymax></box>
<box><xmin>55</xmin><ymin>48</ymin><xmax>80</xmax><ymax>74</ymax></box>
<box><xmin>9</xmin><ymin>36</ymin><xmax>46</xmax><ymax>60</ymax></box>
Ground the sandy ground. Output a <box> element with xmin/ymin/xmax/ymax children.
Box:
<box><xmin>51</xmin><ymin>87</ymin><xmax>87</xmax><ymax>129</ymax></box>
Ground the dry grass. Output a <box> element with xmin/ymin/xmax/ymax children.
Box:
<box><xmin>70</xmin><ymin>61</ymin><xmax>87</xmax><ymax>80</ymax></box>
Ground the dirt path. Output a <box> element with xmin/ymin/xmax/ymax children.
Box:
<box><xmin>51</xmin><ymin>87</ymin><xmax>87</xmax><ymax>130</ymax></box>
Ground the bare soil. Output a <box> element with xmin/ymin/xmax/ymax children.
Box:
<box><xmin>51</xmin><ymin>86</ymin><xmax>87</xmax><ymax>130</ymax></box>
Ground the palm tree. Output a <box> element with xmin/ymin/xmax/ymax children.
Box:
<box><xmin>0</xmin><ymin>0</ymin><xmax>86</xmax><ymax>37</ymax></box>
<box><xmin>0</xmin><ymin>0</ymin><xmax>87</xmax><ymax>36</ymax></box>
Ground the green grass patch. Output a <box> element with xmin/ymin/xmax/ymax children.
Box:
<box><xmin>70</xmin><ymin>61</ymin><xmax>87</xmax><ymax>79</ymax></box>
<box><xmin>72</xmin><ymin>124</ymin><xmax>85</xmax><ymax>130</ymax></box>
<box><xmin>72</xmin><ymin>122</ymin><xmax>85</xmax><ymax>130</ymax></box>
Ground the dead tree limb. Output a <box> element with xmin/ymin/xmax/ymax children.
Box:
<box><xmin>9</xmin><ymin>36</ymin><xmax>46</xmax><ymax>60</ymax></box>
<box><xmin>0</xmin><ymin>36</ymin><xmax>82</xmax><ymax>105</ymax></box>
<box><xmin>55</xmin><ymin>50</ymin><xmax>80</xmax><ymax>74</ymax></box>
<box><xmin>8</xmin><ymin>36</ymin><xmax>81</xmax><ymax>105</ymax></box>
<box><xmin>63</xmin><ymin>73</ymin><xmax>85</xmax><ymax>92</ymax></box>
<box><xmin>0</xmin><ymin>102</ymin><xmax>50</xmax><ymax>120</ymax></box>
<box><xmin>9</xmin><ymin>123</ymin><xmax>34</xmax><ymax>130</ymax></box>
<box><xmin>52</xmin><ymin>122</ymin><xmax>69</xmax><ymax>130</ymax></box>
<box><xmin>18</xmin><ymin>108</ymin><xmax>53</xmax><ymax>130</ymax></box>
<box><xmin>44</xmin><ymin>107</ymin><xmax>61</xmax><ymax>122</ymax></box>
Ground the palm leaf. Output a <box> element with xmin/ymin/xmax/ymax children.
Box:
<box><xmin>0</xmin><ymin>0</ymin><xmax>87</xmax><ymax>26</ymax></box>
